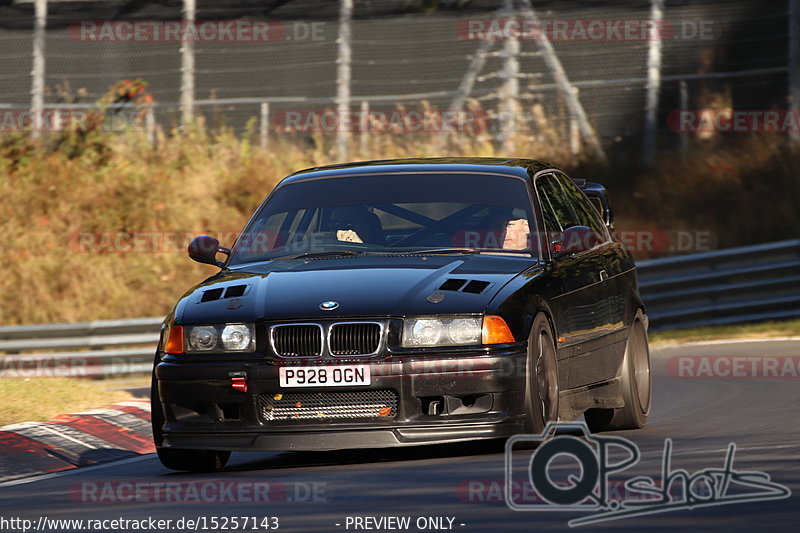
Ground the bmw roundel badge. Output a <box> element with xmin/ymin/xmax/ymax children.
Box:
<box><xmin>320</xmin><ymin>301</ymin><xmax>339</xmax><ymax>311</ymax></box>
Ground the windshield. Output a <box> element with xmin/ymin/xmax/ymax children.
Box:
<box><xmin>229</xmin><ymin>172</ymin><xmax>538</xmax><ymax>264</ymax></box>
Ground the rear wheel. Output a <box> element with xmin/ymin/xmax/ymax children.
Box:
<box><xmin>585</xmin><ymin>310</ymin><xmax>651</xmax><ymax>432</ymax></box>
<box><xmin>523</xmin><ymin>313</ymin><xmax>559</xmax><ymax>433</ymax></box>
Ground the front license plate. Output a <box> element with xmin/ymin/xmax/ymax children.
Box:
<box><xmin>279</xmin><ymin>365</ymin><xmax>371</xmax><ymax>387</ymax></box>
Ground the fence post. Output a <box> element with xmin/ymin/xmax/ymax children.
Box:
<box><xmin>359</xmin><ymin>100</ymin><xmax>369</xmax><ymax>155</ymax></box>
<box><xmin>679</xmin><ymin>80</ymin><xmax>688</xmax><ymax>158</ymax></box>
<box><xmin>437</xmin><ymin>36</ymin><xmax>494</xmax><ymax>151</ymax></box>
<box><xmin>31</xmin><ymin>0</ymin><xmax>47</xmax><ymax>139</ymax></box>
<box><xmin>336</xmin><ymin>0</ymin><xmax>353</xmax><ymax>162</ymax></box>
<box><xmin>643</xmin><ymin>0</ymin><xmax>665</xmax><ymax>165</ymax></box>
<box><xmin>52</xmin><ymin>107</ymin><xmax>62</xmax><ymax>132</ymax></box>
<box><xmin>500</xmin><ymin>0</ymin><xmax>520</xmax><ymax>154</ymax></box>
<box><xmin>180</xmin><ymin>0</ymin><xmax>196</xmax><ymax>129</ymax></box>
<box><xmin>518</xmin><ymin>0</ymin><xmax>606</xmax><ymax>162</ymax></box>
<box><xmin>790</xmin><ymin>0</ymin><xmax>800</xmax><ymax>146</ymax></box>
<box><xmin>569</xmin><ymin>87</ymin><xmax>581</xmax><ymax>156</ymax></box>
<box><xmin>260</xmin><ymin>102</ymin><xmax>270</xmax><ymax>150</ymax></box>
<box><xmin>145</xmin><ymin>105</ymin><xmax>156</xmax><ymax>148</ymax></box>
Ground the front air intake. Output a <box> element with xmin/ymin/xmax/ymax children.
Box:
<box><xmin>329</xmin><ymin>322</ymin><xmax>381</xmax><ymax>356</ymax></box>
<box><xmin>270</xmin><ymin>324</ymin><xmax>323</xmax><ymax>357</ymax></box>
<box><xmin>259</xmin><ymin>390</ymin><xmax>398</xmax><ymax>421</ymax></box>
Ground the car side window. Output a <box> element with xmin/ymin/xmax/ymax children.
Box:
<box><xmin>553</xmin><ymin>173</ymin><xmax>609</xmax><ymax>241</ymax></box>
<box><xmin>535</xmin><ymin>173</ymin><xmax>579</xmax><ymax>235</ymax></box>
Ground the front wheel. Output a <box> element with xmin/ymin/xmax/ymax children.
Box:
<box><xmin>585</xmin><ymin>310</ymin><xmax>651</xmax><ymax>432</ymax></box>
<box><xmin>151</xmin><ymin>359</ymin><xmax>231</xmax><ymax>472</ymax></box>
<box><xmin>523</xmin><ymin>313</ymin><xmax>560</xmax><ymax>433</ymax></box>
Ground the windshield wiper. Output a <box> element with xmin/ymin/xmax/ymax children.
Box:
<box><xmin>281</xmin><ymin>250</ymin><xmax>365</xmax><ymax>260</ymax></box>
<box><xmin>384</xmin><ymin>248</ymin><xmax>483</xmax><ymax>256</ymax></box>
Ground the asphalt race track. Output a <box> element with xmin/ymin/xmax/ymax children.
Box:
<box><xmin>1</xmin><ymin>339</ymin><xmax>798</xmax><ymax>532</ymax></box>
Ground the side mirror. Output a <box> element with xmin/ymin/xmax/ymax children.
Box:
<box><xmin>576</xmin><ymin>179</ymin><xmax>615</xmax><ymax>229</ymax></box>
<box><xmin>188</xmin><ymin>236</ymin><xmax>230</xmax><ymax>268</ymax></box>
<box><xmin>551</xmin><ymin>226</ymin><xmax>601</xmax><ymax>257</ymax></box>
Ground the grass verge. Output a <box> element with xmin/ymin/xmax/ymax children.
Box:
<box><xmin>649</xmin><ymin>320</ymin><xmax>800</xmax><ymax>346</ymax></box>
<box><xmin>0</xmin><ymin>377</ymin><xmax>139</xmax><ymax>426</ymax></box>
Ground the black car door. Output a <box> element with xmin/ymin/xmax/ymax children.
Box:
<box><xmin>552</xmin><ymin>171</ymin><xmax>627</xmax><ymax>333</ymax></box>
<box><xmin>535</xmin><ymin>172</ymin><xmax>623</xmax><ymax>389</ymax></box>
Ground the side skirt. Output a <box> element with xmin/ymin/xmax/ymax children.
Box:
<box><xmin>557</xmin><ymin>377</ymin><xmax>623</xmax><ymax>421</ymax></box>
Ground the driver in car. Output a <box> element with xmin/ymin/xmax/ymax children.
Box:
<box><xmin>330</xmin><ymin>205</ymin><xmax>385</xmax><ymax>245</ymax></box>
<box><xmin>464</xmin><ymin>207</ymin><xmax>531</xmax><ymax>251</ymax></box>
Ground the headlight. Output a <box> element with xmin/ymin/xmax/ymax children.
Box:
<box><xmin>185</xmin><ymin>324</ymin><xmax>255</xmax><ymax>353</ymax></box>
<box><xmin>408</xmin><ymin>318</ymin><xmax>444</xmax><ymax>345</ymax></box>
<box><xmin>449</xmin><ymin>318</ymin><xmax>482</xmax><ymax>344</ymax></box>
<box><xmin>401</xmin><ymin>316</ymin><xmax>514</xmax><ymax>347</ymax></box>
<box><xmin>221</xmin><ymin>324</ymin><xmax>253</xmax><ymax>351</ymax></box>
<box><xmin>402</xmin><ymin>316</ymin><xmax>482</xmax><ymax>347</ymax></box>
<box><xmin>188</xmin><ymin>325</ymin><xmax>217</xmax><ymax>351</ymax></box>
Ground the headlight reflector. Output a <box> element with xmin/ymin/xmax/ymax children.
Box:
<box><xmin>402</xmin><ymin>316</ymin><xmax>481</xmax><ymax>347</ymax></box>
<box><xmin>184</xmin><ymin>324</ymin><xmax>255</xmax><ymax>353</ymax></box>
<box><xmin>402</xmin><ymin>316</ymin><xmax>514</xmax><ymax>347</ymax></box>
<box><xmin>188</xmin><ymin>325</ymin><xmax>218</xmax><ymax>351</ymax></box>
<box><xmin>406</xmin><ymin>318</ymin><xmax>444</xmax><ymax>346</ymax></box>
<box><xmin>448</xmin><ymin>318</ymin><xmax>482</xmax><ymax>344</ymax></box>
<box><xmin>221</xmin><ymin>324</ymin><xmax>253</xmax><ymax>351</ymax></box>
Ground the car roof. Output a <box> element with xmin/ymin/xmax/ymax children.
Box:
<box><xmin>279</xmin><ymin>157</ymin><xmax>561</xmax><ymax>186</ymax></box>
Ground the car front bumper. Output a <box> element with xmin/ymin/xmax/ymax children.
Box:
<box><xmin>154</xmin><ymin>347</ymin><xmax>528</xmax><ymax>452</ymax></box>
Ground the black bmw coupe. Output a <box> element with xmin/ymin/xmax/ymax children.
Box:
<box><xmin>151</xmin><ymin>157</ymin><xmax>652</xmax><ymax>471</ymax></box>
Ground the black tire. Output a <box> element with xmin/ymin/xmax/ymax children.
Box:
<box><xmin>523</xmin><ymin>313</ymin><xmax>560</xmax><ymax>434</ymax></box>
<box><xmin>150</xmin><ymin>357</ymin><xmax>230</xmax><ymax>472</ymax></box>
<box><xmin>156</xmin><ymin>447</ymin><xmax>231</xmax><ymax>472</ymax></box>
<box><xmin>585</xmin><ymin>310</ymin><xmax>651</xmax><ymax>432</ymax></box>
<box><xmin>150</xmin><ymin>360</ymin><xmax>164</xmax><ymax>447</ymax></box>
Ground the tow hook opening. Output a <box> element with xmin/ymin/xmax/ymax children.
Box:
<box><xmin>422</xmin><ymin>394</ymin><xmax>493</xmax><ymax>416</ymax></box>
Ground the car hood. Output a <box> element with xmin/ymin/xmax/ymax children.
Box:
<box><xmin>174</xmin><ymin>254</ymin><xmax>538</xmax><ymax>324</ymax></box>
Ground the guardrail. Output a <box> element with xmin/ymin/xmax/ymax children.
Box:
<box><xmin>1</xmin><ymin>239</ymin><xmax>798</xmax><ymax>376</ymax></box>
<box><xmin>0</xmin><ymin>318</ymin><xmax>162</xmax><ymax>378</ymax></box>
<box><xmin>637</xmin><ymin>239</ymin><xmax>800</xmax><ymax>330</ymax></box>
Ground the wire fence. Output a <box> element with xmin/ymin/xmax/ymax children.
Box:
<box><xmin>0</xmin><ymin>0</ymin><xmax>794</xmax><ymax>161</ymax></box>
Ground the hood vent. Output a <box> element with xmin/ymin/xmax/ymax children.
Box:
<box><xmin>438</xmin><ymin>278</ymin><xmax>468</xmax><ymax>291</ymax></box>
<box><xmin>200</xmin><ymin>288</ymin><xmax>224</xmax><ymax>302</ymax></box>
<box><xmin>438</xmin><ymin>278</ymin><xmax>490</xmax><ymax>294</ymax></box>
<box><xmin>462</xmin><ymin>280</ymin><xmax>490</xmax><ymax>294</ymax></box>
<box><xmin>201</xmin><ymin>284</ymin><xmax>248</xmax><ymax>303</ymax></box>
<box><xmin>224</xmin><ymin>285</ymin><xmax>247</xmax><ymax>298</ymax></box>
